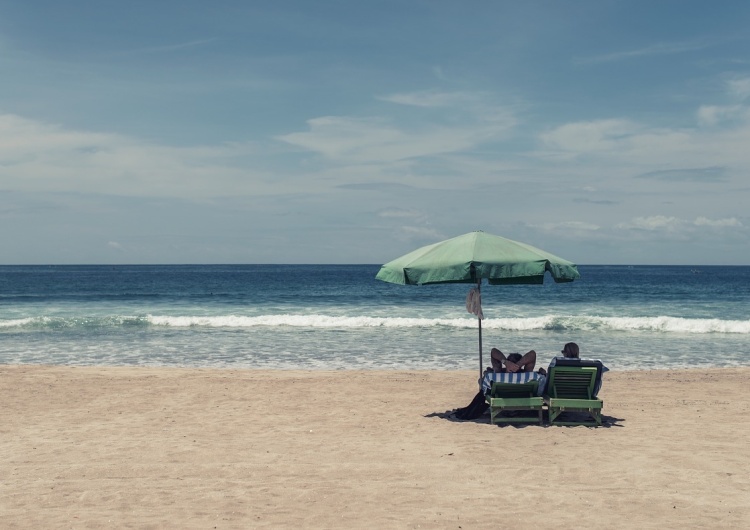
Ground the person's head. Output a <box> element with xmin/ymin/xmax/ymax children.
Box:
<box><xmin>505</xmin><ymin>353</ymin><xmax>527</xmax><ymax>372</ymax></box>
<box><xmin>507</xmin><ymin>353</ymin><xmax>522</xmax><ymax>363</ymax></box>
<box><xmin>561</xmin><ymin>342</ymin><xmax>579</xmax><ymax>358</ymax></box>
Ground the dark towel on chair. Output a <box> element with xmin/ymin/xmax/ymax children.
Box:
<box><xmin>453</xmin><ymin>391</ymin><xmax>488</xmax><ymax>420</ymax></box>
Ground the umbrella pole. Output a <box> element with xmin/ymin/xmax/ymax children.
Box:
<box><xmin>477</xmin><ymin>279</ymin><xmax>483</xmax><ymax>378</ymax></box>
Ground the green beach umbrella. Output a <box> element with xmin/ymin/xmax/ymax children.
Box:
<box><xmin>375</xmin><ymin>231</ymin><xmax>581</xmax><ymax>376</ymax></box>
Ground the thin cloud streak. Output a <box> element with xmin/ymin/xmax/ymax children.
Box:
<box><xmin>277</xmin><ymin>90</ymin><xmax>518</xmax><ymax>166</ymax></box>
<box><xmin>576</xmin><ymin>39</ymin><xmax>716</xmax><ymax>64</ymax></box>
<box><xmin>277</xmin><ymin>115</ymin><xmax>513</xmax><ymax>164</ymax></box>
<box><xmin>635</xmin><ymin>167</ymin><xmax>728</xmax><ymax>182</ymax></box>
<box><xmin>120</xmin><ymin>38</ymin><xmax>219</xmax><ymax>55</ymax></box>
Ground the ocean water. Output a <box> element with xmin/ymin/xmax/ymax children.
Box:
<box><xmin>1</xmin><ymin>264</ymin><xmax>749</xmax><ymax>371</ymax></box>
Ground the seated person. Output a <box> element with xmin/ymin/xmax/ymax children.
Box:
<box><xmin>538</xmin><ymin>341</ymin><xmax>579</xmax><ymax>374</ymax></box>
<box><xmin>481</xmin><ymin>349</ymin><xmax>544</xmax><ymax>397</ymax></box>
<box><xmin>540</xmin><ymin>342</ymin><xmax>609</xmax><ymax>397</ymax></box>
<box><xmin>490</xmin><ymin>347</ymin><xmax>537</xmax><ymax>373</ymax></box>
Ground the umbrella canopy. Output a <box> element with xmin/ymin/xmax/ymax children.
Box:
<box><xmin>376</xmin><ymin>231</ymin><xmax>580</xmax><ymax>286</ymax></box>
<box><xmin>375</xmin><ymin>231</ymin><xmax>581</xmax><ymax>376</ymax></box>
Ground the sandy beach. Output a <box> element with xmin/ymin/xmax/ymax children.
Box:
<box><xmin>2</xmin><ymin>366</ymin><xmax>749</xmax><ymax>529</ymax></box>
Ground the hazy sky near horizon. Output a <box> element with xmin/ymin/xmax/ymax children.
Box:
<box><xmin>1</xmin><ymin>1</ymin><xmax>749</xmax><ymax>265</ymax></box>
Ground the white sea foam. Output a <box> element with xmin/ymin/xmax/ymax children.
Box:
<box><xmin>0</xmin><ymin>317</ymin><xmax>38</xmax><ymax>328</ymax></box>
<box><xmin>587</xmin><ymin>316</ymin><xmax>750</xmax><ymax>334</ymax></box>
<box><xmin>144</xmin><ymin>314</ymin><xmax>750</xmax><ymax>334</ymax></box>
<box><xmin>2</xmin><ymin>313</ymin><xmax>748</xmax><ymax>334</ymax></box>
<box><xmin>145</xmin><ymin>314</ymin><xmax>474</xmax><ymax>328</ymax></box>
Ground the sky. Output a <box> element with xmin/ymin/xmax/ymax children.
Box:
<box><xmin>1</xmin><ymin>1</ymin><xmax>749</xmax><ymax>265</ymax></box>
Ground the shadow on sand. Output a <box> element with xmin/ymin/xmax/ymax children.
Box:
<box><xmin>425</xmin><ymin>409</ymin><xmax>625</xmax><ymax>428</ymax></box>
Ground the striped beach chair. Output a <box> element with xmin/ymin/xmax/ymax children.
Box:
<box><xmin>481</xmin><ymin>372</ymin><xmax>545</xmax><ymax>425</ymax></box>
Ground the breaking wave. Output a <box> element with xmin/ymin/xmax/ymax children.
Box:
<box><xmin>2</xmin><ymin>314</ymin><xmax>749</xmax><ymax>334</ymax></box>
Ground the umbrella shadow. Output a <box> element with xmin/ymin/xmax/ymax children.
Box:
<box><xmin>546</xmin><ymin>412</ymin><xmax>625</xmax><ymax>428</ymax></box>
<box><xmin>425</xmin><ymin>410</ymin><xmax>491</xmax><ymax>425</ymax></box>
<box><xmin>425</xmin><ymin>410</ymin><xmax>625</xmax><ymax>428</ymax></box>
<box><xmin>425</xmin><ymin>410</ymin><xmax>538</xmax><ymax>428</ymax></box>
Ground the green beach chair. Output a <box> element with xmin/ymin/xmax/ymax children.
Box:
<box><xmin>486</xmin><ymin>379</ymin><xmax>544</xmax><ymax>425</ymax></box>
<box><xmin>544</xmin><ymin>365</ymin><xmax>603</xmax><ymax>426</ymax></box>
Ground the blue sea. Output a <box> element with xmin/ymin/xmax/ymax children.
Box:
<box><xmin>1</xmin><ymin>265</ymin><xmax>748</xmax><ymax>371</ymax></box>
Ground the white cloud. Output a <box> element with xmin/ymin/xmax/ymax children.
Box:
<box><xmin>278</xmin><ymin>116</ymin><xmax>410</xmax><ymax>161</ymax></box>
<box><xmin>535</xmin><ymin>221</ymin><xmax>600</xmax><ymax>232</ymax></box>
<box><xmin>377</xmin><ymin>208</ymin><xmax>424</xmax><ymax>219</ymax></box>
<box><xmin>536</xmin><ymin>101</ymin><xmax>750</xmax><ymax>176</ymax></box>
<box><xmin>0</xmin><ymin>113</ymin><xmax>281</xmax><ymax>198</ymax></box>
<box><xmin>697</xmin><ymin>105</ymin><xmax>745</xmax><ymax>126</ymax></box>
<box><xmin>617</xmin><ymin>216</ymin><xmax>744</xmax><ymax>233</ymax></box>
<box><xmin>694</xmin><ymin>216</ymin><xmax>742</xmax><ymax>227</ymax></box>
<box><xmin>617</xmin><ymin>216</ymin><xmax>684</xmax><ymax>232</ymax></box>
<box><xmin>276</xmin><ymin>90</ymin><xmax>518</xmax><ymax>167</ymax></box>
<box><xmin>398</xmin><ymin>225</ymin><xmax>444</xmax><ymax>242</ymax></box>
<box><xmin>277</xmin><ymin>108</ymin><xmax>515</xmax><ymax>165</ymax></box>
<box><xmin>538</xmin><ymin>119</ymin><xmax>641</xmax><ymax>154</ymax></box>
<box><xmin>376</xmin><ymin>90</ymin><xmax>486</xmax><ymax>108</ymax></box>
<box><xmin>728</xmin><ymin>77</ymin><xmax>750</xmax><ymax>100</ymax></box>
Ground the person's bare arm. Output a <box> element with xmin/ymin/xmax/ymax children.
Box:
<box><xmin>504</xmin><ymin>350</ymin><xmax>537</xmax><ymax>373</ymax></box>
<box><xmin>490</xmin><ymin>348</ymin><xmax>506</xmax><ymax>372</ymax></box>
<box><xmin>518</xmin><ymin>350</ymin><xmax>536</xmax><ymax>371</ymax></box>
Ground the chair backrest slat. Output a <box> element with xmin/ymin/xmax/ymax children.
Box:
<box><xmin>490</xmin><ymin>380</ymin><xmax>539</xmax><ymax>398</ymax></box>
<box><xmin>548</xmin><ymin>367</ymin><xmax>597</xmax><ymax>399</ymax></box>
